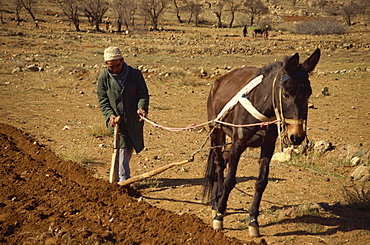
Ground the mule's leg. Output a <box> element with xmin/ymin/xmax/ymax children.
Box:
<box><xmin>248</xmin><ymin>140</ymin><xmax>276</xmax><ymax>237</ymax></box>
<box><xmin>213</xmin><ymin>140</ymin><xmax>247</xmax><ymax>230</ymax></box>
<box><xmin>205</xmin><ymin>128</ymin><xmax>226</xmax><ymax>225</ymax></box>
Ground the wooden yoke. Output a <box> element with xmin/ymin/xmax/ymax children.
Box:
<box><xmin>109</xmin><ymin>116</ymin><xmax>121</xmax><ymax>183</ymax></box>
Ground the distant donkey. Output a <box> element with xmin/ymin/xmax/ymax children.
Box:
<box><xmin>253</xmin><ymin>29</ymin><xmax>264</xmax><ymax>38</ymax></box>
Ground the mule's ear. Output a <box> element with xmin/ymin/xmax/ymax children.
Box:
<box><xmin>302</xmin><ymin>48</ymin><xmax>321</xmax><ymax>72</ymax></box>
<box><xmin>284</xmin><ymin>53</ymin><xmax>300</xmax><ymax>73</ymax></box>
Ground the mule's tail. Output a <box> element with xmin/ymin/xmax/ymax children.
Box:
<box><xmin>202</xmin><ymin>149</ymin><xmax>216</xmax><ymax>203</ymax></box>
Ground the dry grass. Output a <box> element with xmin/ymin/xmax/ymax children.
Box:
<box><xmin>59</xmin><ymin>147</ymin><xmax>93</xmax><ymax>165</ymax></box>
<box><xmin>340</xmin><ymin>181</ymin><xmax>370</xmax><ymax>210</ymax></box>
<box><xmin>86</xmin><ymin>123</ymin><xmax>111</xmax><ymax>137</ymax></box>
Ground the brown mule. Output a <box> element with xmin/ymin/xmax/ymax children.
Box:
<box><xmin>203</xmin><ymin>49</ymin><xmax>321</xmax><ymax>237</ymax></box>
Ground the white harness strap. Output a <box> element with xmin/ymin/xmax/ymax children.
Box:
<box><xmin>216</xmin><ymin>75</ymin><xmax>271</xmax><ymax>122</ymax></box>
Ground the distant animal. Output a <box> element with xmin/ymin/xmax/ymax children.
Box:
<box><xmin>203</xmin><ymin>49</ymin><xmax>321</xmax><ymax>237</ymax></box>
<box><xmin>253</xmin><ymin>29</ymin><xmax>264</xmax><ymax>38</ymax></box>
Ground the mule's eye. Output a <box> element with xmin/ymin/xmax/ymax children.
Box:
<box><xmin>283</xmin><ymin>92</ymin><xmax>290</xmax><ymax>99</ymax></box>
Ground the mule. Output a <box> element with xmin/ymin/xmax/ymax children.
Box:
<box><xmin>203</xmin><ymin>49</ymin><xmax>321</xmax><ymax>237</ymax></box>
<box><xmin>253</xmin><ymin>29</ymin><xmax>264</xmax><ymax>38</ymax></box>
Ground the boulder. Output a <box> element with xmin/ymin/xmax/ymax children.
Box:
<box><xmin>350</xmin><ymin>165</ymin><xmax>370</xmax><ymax>182</ymax></box>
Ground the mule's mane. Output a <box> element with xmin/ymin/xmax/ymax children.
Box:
<box><xmin>259</xmin><ymin>55</ymin><xmax>296</xmax><ymax>77</ymax></box>
<box><xmin>259</xmin><ymin>60</ymin><xmax>283</xmax><ymax>77</ymax></box>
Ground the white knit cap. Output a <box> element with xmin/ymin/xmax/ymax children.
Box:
<box><xmin>104</xmin><ymin>47</ymin><xmax>123</xmax><ymax>61</ymax></box>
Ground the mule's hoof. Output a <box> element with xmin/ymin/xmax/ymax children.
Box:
<box><xmin>213</xmin><ymin>219</ymin><xmax>223</xmax><ymax>230</ymax></box>
<box><xmin>212</xmin><ymin>209</ymin><xmax>226</xmax><ymax>218</ymax></box>
<box><xmin>248</xmin><ymin>226</ymin><xmax>261</xmax><ymax>237</ymax></box>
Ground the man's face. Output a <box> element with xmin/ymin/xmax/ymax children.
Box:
<box><xmin>106</xmin><ymin>58</ymin><xmax>124</xmax><ymax>74</ymax></box>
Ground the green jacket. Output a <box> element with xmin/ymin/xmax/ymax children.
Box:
<box><xmin>97</xmin><ymin>65</ymin><xmax>149</xmax><ymax>153</ymax></box>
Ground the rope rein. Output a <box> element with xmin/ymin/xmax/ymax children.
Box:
<box><xmin>140</xmin><ymin>116</ymin><xmax>280</xmax><ymax>132</ymax></box>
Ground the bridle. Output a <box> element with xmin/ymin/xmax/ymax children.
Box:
<box><xmin>272</xmin><ymin>70</ymin><xmax>309</xmax><ymax>150</ymax></box>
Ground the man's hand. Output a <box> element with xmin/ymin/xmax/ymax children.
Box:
<box><xmin>137</xmin><ymin>108</ymin><xmax>147</xmax><ymax>121</ymax></box>
<box><xmin>109</xmin><ymin>114</ymin><xmax>117</xmax><ymax>127</ymax></box>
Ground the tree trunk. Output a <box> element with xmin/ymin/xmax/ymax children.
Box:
<box><xmin>73</xmin><ymin>17</ymin><xmax>80</xmax><ymax>31</ymax></box>
<box><xmin>95</xmin><ymin>19</ymin><xmax>100</xmax><ymax>31</ymax></box>
<box><xmin>229</xmin><ymin>12</ymin><xmax>235</xmax><ymax>28</ymax></box>
<box><xmin>24</xmin><ymin>7</ymin><xmax>36</xmax><ymax>22</ymax></box>
<box><xmin>117</xmin><ymin>20</ymin><xmax>122</xmax><ymax>32</ymax></box>
<box><xmin>0</xmin><ymin>10</ymin><xmax>4</xmax><ymax>24</ymax></box>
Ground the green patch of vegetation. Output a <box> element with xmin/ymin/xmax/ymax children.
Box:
<box><xmin>237</xmin><ymin>223</ymin><xmax>248</xmax><ymax>230</ymax></box>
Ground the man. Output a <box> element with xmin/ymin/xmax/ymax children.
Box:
<box><xmin>242</xmin><ymin>25</ymin><xmax>247</xmax><ymax>37</ymax></box>
<box><xmin>263</xmin><ymin>25</ymin><xmax>269</xmax><ymax>40</ymax></box>
<box><xmin>97</xmin><ymin>47</ymin><xmax>149</xmax><ymax>181</ymax></box>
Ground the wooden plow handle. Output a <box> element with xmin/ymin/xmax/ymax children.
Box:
<box><xmin>109</xmin><ymin>116</ymin><xmax>121</xmax><ymax>183</ymax></box>
<box><xmin>117</xmin><ymin>159</ymin><xmax>190</xmax><ymax>186</ymax></box>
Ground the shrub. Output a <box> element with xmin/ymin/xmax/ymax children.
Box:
<box><xmin>292</xmin><ymin>19</ymin><xmax>347</xmax><ymax>35</ymax></box>
<box><xmin>340</xmin><ymin>181</ymin><xmax>370</xmax><ymax>210</ymax></box>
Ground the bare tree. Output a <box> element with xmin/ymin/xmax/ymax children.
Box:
<box><xmin>20</xmin><ymin>0</ymin><xmax>38</xmax><ymax>27</ymax></box>
<box><xmin>243</xmin><ymin>0</ymin><xmax>268</xmax><ymax>27</ymax></box>
<box><xmin>82</xmin><ymin>0</ymin><xmax>108</xmax><ymax>31</ymax></box>
<box><xmin>114</xmin><ymin>0</ymin><xmax>136</xmax><ymax>32</ymax></box>
<box><xmin>225</xmin><ymin>0</ymin><xmax>243</xmax><ymax>28</ymax></box>
<box><xmin>59</xmin><ymin>0</ymin><xmax>81</xmax><ymax>31</ymax></box>
<box><xmin>0</xmin><ymin>1</ymin><xmax>7</xmax><ymax>24</ymax></box>
<box><xmin>173</xmin><ymin>0</ymin><xmax>187</xmax><ymax>23</ymax></box>
<box><xmin>290</xmin><ymin>0</ymin><xmax>298</xmax><ymax>7</ymax></box>
<box><xmin>186</xmin><ymin>1</ymin><xmax>203</xmax><ymax>26</ymax></box>
<box><xmin>212</xmin><ymin>0</ymin><xmax>225</xmax><ymax>28</ymax></box>
<box><xmin>341</xmin><ymin>3</ymin><xmax>361</xmax><ymax>26</ymax></box>
<box><xmin>138</xmin><ymin>0</ymin><xmax>168</xmax><ymax>30</ymax></box>
<box><xmin>316</xmin><ymin>0</ymin><xmax>328</xmax><ymax>9</ymax></box>
<box><xmin>13</xmin><ymin>0</ymin><xmax>23</xmax><ymax>25</ymax></box>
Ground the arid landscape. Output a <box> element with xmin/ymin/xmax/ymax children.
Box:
<box><xmin>1</xmin><ymin>0</ymin><xmax>370</xmax><ymax>244</ymax></box>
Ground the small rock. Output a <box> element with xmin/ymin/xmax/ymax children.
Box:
<box><xmin>350</xmin><ymin>156</ymin><xmax>361</xmax><ymax>166</ymax></box>
<box><xmin>316</xmin><ymin>87</ymin><xmax>329</xmax><ymax>97</ymax></box>
<box><xmin>350</xmin><ymin>165</ymin><xmax>370</xmax><ymax>181</ymax></box>
<box><xmin>26</xmin><ymin>64</ymin><xmax>40</xmax><ymax>72</ymax></box>
<box><xmin>314</xmin><ymin>140</ymin><xmax>332</xmax><ymax>155</ymax></box>
<box><xmin>272</xmin><ymin>151</ymin><xmax>291</xmax><ymax>162</ymax></box>
<box><xmin>137</xmin><ymin>197</ymin><xmax>144</xmax><ymax>202</ymax></box>
<box><xmin>12</xmin><ymin>67</ymin><xmax>22</xmax><ymax>73</ymax></box>
<box><xmin>199</xmin><ymin>67</ymin><xmax>207</xmax><ymax>77</ymax></box>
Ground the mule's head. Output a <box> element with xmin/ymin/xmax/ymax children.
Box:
<box><xmin>279</xmin><ymin>48</ymin><xmax>320</xmax><ymax>145</ymax></box>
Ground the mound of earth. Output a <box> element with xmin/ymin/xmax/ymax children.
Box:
<box><xmin>0</xmin><ymin>123</ymin><xmax>268</xmax><ymax>244</ymax></box>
